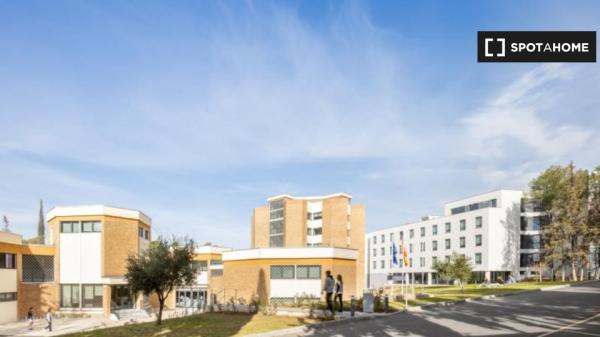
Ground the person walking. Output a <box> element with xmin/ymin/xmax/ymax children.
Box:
<box><xmin>27</xmin><ymin>307</ymin><xmax>34</xmax><ymax>330</ymax></box>
<box><xmin>44</xmin><ymin>308</ymin><xmax>52</xmax><ymax>332</ymax></box>
<box><xmin>323</xmin><ymin>270</ymin><xmax>334</xmax><ymax>316</ymax></box>
<box><xmin>335</xmin><ymin>274</ymin><xmax>344</xmax><ymax>313</ymax></box>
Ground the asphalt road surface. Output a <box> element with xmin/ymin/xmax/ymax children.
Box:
<box><xmin>280</xmin><ymin>281</ymin><xmax>600</xmax><ymax>337</ymax></box>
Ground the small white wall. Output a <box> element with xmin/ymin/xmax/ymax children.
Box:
<box><xmin>60</xmin><ymin>233</ymin><xmax>102</xmax><ymax>284</ymax></box>
<box><xmin>0</xmin><ymin>301</ymin><xmax>17</xmax><ymax>324</ymax></box>
<box><xmin>0</xmin><ymin>269</ymin><xmax>17</xmax><ymax>292</ymax></box>
<box><xmin>270</xmin><ymin>279</ymin><xmax>321</xmax><ymax>298</ymax></box>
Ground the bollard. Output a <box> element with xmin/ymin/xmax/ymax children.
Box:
<box><xmin>350</xmin><ymin>295</ymin><xmax>356</xmax><ymax>317</ymax></box>
<box><xmin>384</xmin><ymin>294</ymin><xmax>389</xmax><ymax>313</ymax></box>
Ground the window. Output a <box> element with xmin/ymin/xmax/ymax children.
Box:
<box><xmin>445</xmin><ymin>255</ymin><xmax>450</xmax><ymax>262</ymax></box>
<box><xmin>0</xmin><ymin>253</ymin><xmax>16</xmax><ymax>269</ymax></box>
<box><xmin>269</xmin><ymin>201</ymin><xmax>285</xmax><ymax>247</ymax></box>
<box><xmin>409</xmin><ymin>258</ymin><xmax>413</xmax><ymax>268</ymax></box>
<box><xmin>409</xmin><ymin>244</ymin><xmax>413</xmax><ymax>253</ymax></box>
<box><xmin>82</xmin><ymin>285</ymin><xmax>103</xmax><ymax>308</ymax></box>
<box><xmin>307</xmin><ymin>227</ymin><xmax>323</xmax><ymax>236</ymax></box>
<box><xmin>22</xmin><ymin>255</ymin><xmax>54</xmax><ymax>282</ymax></box>
<box><xmin>270</xmin><ymin>265</ymin><xmax>294</xmax><ymax>279</ymax></box>
<box><xmin>432</xmin><ymin>224</ymin><xmax>438</xmax><ymax>235</ymax></box>
<box><xmin>193</xmin><ymin>261</ymin><xmax>208</xmax><ymax>272</ymax></box>
<box><xmin>381</xmin><ymin>234</ymin><xmax>385</xmax><ymax>243</ymax></box>
<box><xmin>432</xmin><ymin>240</ymin><xmax>438</xmax><ymax>251</ymax></box>
<box><xmin>409</xmin><ymin>229</ymin><xmax>414</xmax><ymax>238</ymax></box>
<box><xmin>144</xmin><ymin>229</ymin><xmax>149</xmax><ymax>240</ymax></box>
<box><xmin>432</xmin><ymin>256</ymin><xmax>438</xmax><ymax>265</ymax></box>
<box><xmin>373</xmin><ymin>261</ymin><xmax>377</xmax><ymax>269</ymax></box>
<box><xmin>373</xmin><ymin>248</ymin><xmax>377</xmax><ymax>257</ymax></box>
<box><xmin>460</xmin><ymin>219</ymin><xmax>466</xmax><ymax>231</ymax></box>
<box><xmin>373</xmin><ymin>236</ymin><xmax>377</xmax><ymax>244</ymax></box>
<box><xmin>61</xmin><ymin>284</ymin><xmax>80</xmax><ymax>308</ymax></box>
<box><xmin>307</xmin><ymin>212</ymin><xmax>322</xmax><ymax>220</ymax></box>
<box><xmin>381</xmin><ymin>247</ymin><xmax>385</xmax><ymax>256</ymax></box>
<box><xmin>60</xmin><ymin>221</ymin><xmax>80</xmax><ymax>233</ymax></box>
<box><xmin>296</xmin><ymin>265</ymin><xmax>321</xmax><ymax>279</ymax></box>
<box><xmin>399</xmin><ymin>231</ymin><xmax>404</xmax><ymax>241</ymax></box>
<box><xmin>210</xmin><ymin>259</ymin><xmax>223</xmax><ymax>265</ymax></box>
<box><xmin>390</xmin><ymin>233</ymin><xmax>394</xmax><ymax>242</ymax></box>
<box><xmin>520</xmin><ymin>253</ymin><xmax>540</xmax><ymax>267</ymax></box>
<box><xmin>420</xmin><ymin>227</ymin><xmax>425</xmax><ymax>237</ymax></box>
<box><xmin>138</xmin><ymin>227</ymin><xmax>144</xmax><ymax>238</ymax></box>
<box><xmin>475</xmin><ymin>253</ymin><xmax>482</xmax><ymax>265</ymax></box>
<box><xmin>0</xmin><ymin>292</ymin><xmax>17</xmax><ymax>302</ymax></box>
<box><xmin>445</xmin><ymin>238</ymin><xmax>451</xmax><ymax>250</ymax></box>
<box><xmin>380</xmin><ymin>260</ymin><xmax>385</xmax><ymax>269</ymax></box>
<box><xmin>475</xmin><ymin>216</ymin><xmax>483</xmax><ymax>228</ymax></box>
<box><xmin>211</xmin><ymin>269</ymin><xmax>223</xmax><ymax>277</ymax></box>
<box><xmin>420</xmin><ymin>257</ymin><xmax>425</xmax><ymax>267</ymax></box>
<box><xmin>520</xmin><ymin>235</ymin><xmax>541</xmax><ymax>249</ymax></box>
<box><xmin>460</xmin><ymin>237</ymin><xmax>466</xmax><ymax>248</ymax></box>
<box><xmin>270</xmin><ymin>235</ymin><xmax>284</xmax><ymax>247</ymax></box>
<box><xmin>445</xmin><ymin>222</ymin><xmax>451</xmax><ymax>233</ymax></box>
<box><xmin>475</xmin><ymin>234</ymin><xmax>482</xmax><ymax>246</ymax></box>
<box><xmin>420</xmin><ymin>242</ymin><xmax>425</xmax><ymax>252</ymax></box>
<box><xmin>82</xmin><ymin>221</ymin><xmax>101</xmax><ymax>232</ymax></box>
<box><xmin>520</xmin><ymin>215</ymin><xmax>550</xmax><ymax>231</ymax></box>
<box><xmin>451</xmin><ymin>199</ymin><xmax>497</xmax><ymax>215</ymax></box>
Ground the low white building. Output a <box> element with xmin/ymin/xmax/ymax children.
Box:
<box><xmin>365</xmin><ymin>190</ymin><xmax>546</xmax><ymax>288</ymax></box>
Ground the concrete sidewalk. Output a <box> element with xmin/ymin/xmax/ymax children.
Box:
<box><xmin>0</xmin><ymin>316</ymin><xmax>121</xmax><ymax>337</ymax></box>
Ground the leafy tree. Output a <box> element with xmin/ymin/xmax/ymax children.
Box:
<box><xmin>589</xmin><ymin>166</ymin><xmax>600</xmax><ymax>279</ymax></box>
<box><xmin>125</xmin><ymin>236</ymin><xmax>197</xmax><ymax>325</ymax></box>
<box><xmin>432</xmin><ymin>252</ymin><xmax>473</xmax><ymax>291</ymax></box>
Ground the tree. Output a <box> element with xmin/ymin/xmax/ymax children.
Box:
<box><xmin>432</xmin><ymin>252</ymin><xmax>473</xmax><ymax>292</ymax></box>
<box><xmin>589</xmin><ymin>166</ymin><xmax>600</xmax><ymax>279</ymax></box>
<box><xmin>37</xmin><ymin>199</ymin><xmax>45</xmax><ymax>243</ymax></box>
<box><xmin>125</xmin><ymin>236</ymin><xmax>197</xmax><ymax>325</ymax></box>
<box><xmin>2</xmin><ymin>216</ymin><xmax>10</xmax><ymax>232</ymax></box>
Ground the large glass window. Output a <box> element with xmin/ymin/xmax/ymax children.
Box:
<box><xmin>0</xmin><ymin>253</ymin><xmax>16</xmax><ymax>269</ymax></box>
<box><xmin>22</xmin><ymin>255</ymin><xmax>54</xmax><ymax>282</ymax></box>
<box><xmin>520</xmin><ymin>253</ymin><xmax>540</xmax><ymax>267</ymax></box>
<box><xmin>296</xmin><ymin>265</ymin><xmax>321</xmax><ymax>279</ymax></box>
<box><xmin>82</xmin><ymin>285</ymin><xmax>103</xmax><ymax>308</ymax></box>
<box><xmin>270</xmin><ymin>265</ymin><xmax>295</xmax><ymax>279</ymax></box>
<box><xmin>61</xmin><ymin>284</ymin><xmax>80</xmax><ymax>308</ymax></box>
<box><xmin>520</xmin><ymin>235</ymin><xmax>542</xmax><ymax>249</ymax></box>
<box><xmin>307</xmin><ymin>227</ymin><xmax>322</xmax><ymax>236</ymax></box>
<box><xmin>82</xmin><ymin>221</ymin><xmax>101</xmax><ymax>232</ymax></box>
<box><xmin>269</xmin><ymin>200</ymin><xmax>285</xmax><ymax>247</ymax></box>
<box><xmin>193</xmin><ymin>260</ymin><xmax>208</xmax><ymax>272</ymax></box>
<box><xmin>307</xmin><ymin>212</ymin><xmax>322</xmax><ymax>220</ymax></box>
<box><xmin>520</xmin><ymin>216</ymin><xmax>550</xmax><ymax>231</ymax></box>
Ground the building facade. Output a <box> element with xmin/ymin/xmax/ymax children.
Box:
<box><xmin>365</xmin><ymin>190</ymin><xmax>548</xmax><ymax>289</ymax></box>
<box><xmin>237</xmin><ymin>193</ymin><xmax>365</xmax><ymax>303</ymax></box>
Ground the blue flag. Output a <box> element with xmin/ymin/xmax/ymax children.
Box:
<box><xmin>392</xmin><ymin>241</ymin><xmax>399</xmax><ymax>267</ymax></box>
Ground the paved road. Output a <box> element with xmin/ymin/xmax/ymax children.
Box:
<box><xmin>279</xmin><ymin>281</ymin><xmax>600</xmax><ymax>337</ymax></box>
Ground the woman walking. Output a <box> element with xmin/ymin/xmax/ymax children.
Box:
<box><xmin>27</xmin><ymin>307</ymin><xmax>34</xmax><ymax>330</ymax></box>
<box><xmin>335</xmin><ymin>274</ymin><xmax>343</xmax><ymax>313</ymax></box>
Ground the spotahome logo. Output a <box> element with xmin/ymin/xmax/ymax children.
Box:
<box><xmin>478</xmin><ymin>31</ymin><xmax>596</xmax><ymax>62</ymax></box>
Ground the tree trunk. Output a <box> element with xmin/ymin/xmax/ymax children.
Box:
<box><xmin>571</xmin><ymin>261</ymin><xmax>578</xmax><ymax>281</ymax></box>
<box><xmin>561</xmin><ymin>265</ymin><xmax>565</xmax><ymax>282</ymax></box>
<box><xmin>579</xmin><ymin>266</ymin><xmax>584</xmax><ymax>281</ymax></box>
<box><xmin>157</xmin><ymin>299</ymin><xmax>164</xmax><ymax>325</ymax></box>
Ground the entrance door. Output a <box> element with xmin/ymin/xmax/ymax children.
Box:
<box><xmin>111</xmin><ymin>285</ymin><xmax>135</xmax><ymax>309</ymax></box>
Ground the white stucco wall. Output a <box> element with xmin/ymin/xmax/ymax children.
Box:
<box><xmin>60</xmin><ymin>233</ymin><xmax>102</xmax><ymax>284</ymax></box>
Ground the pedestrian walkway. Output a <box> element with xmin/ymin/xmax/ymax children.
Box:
<box><xmin>0</xmin><ymin>316</ymin><xmax>119</xmax><ymax>337</ymax></box>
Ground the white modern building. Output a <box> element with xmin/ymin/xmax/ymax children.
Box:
<box><xmin>365</xmin><ymin>190</ymin><xmax>546</xmax><ymax>288</ymax></box>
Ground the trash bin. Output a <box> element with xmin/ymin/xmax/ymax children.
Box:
<box><xmin>363</xmin><ymin>293</ymin><xmax>374</xmax><ymax>313</ymax></box>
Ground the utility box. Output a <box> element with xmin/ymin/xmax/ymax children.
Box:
<box><xmin>363</xmin><ymin>293</ymin><xmax>374</xmax><ymax>313</ymax></box>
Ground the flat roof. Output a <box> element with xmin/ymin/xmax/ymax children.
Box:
<box><xmin>223</xmin><ymin>247</ymin><xmax>358</xmax><ymax>261</ymax></box>
<box><xmin>267</xmin><ymin>193</ymin><xmax>352</xmax><ymax>202</ymax></box>
<box><xmin>47</xmin><ymin>205</ymin><xmax>152</xmax><ymax>225</ymax></box>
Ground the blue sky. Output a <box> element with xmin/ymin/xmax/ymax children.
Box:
<box><xmin>1</xmin><ymin>1</ymin><xmax>599</xmax><ymax>248</ymax></box>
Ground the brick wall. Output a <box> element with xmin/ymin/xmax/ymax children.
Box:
<box><xmin>251</xmin><ymin>207</ymin><xmax>269</xmax><ymax>248</ymax></box>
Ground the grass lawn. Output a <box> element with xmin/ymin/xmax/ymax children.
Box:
<box><xmin>389</xmin><ymin>281</ymin><xmax>574</xmax><ymax>310</ymax></box>
<box><xmin>62</xmin><ymin>313</ymin><xmax>318</xmax><ymax>337</ymax></box>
